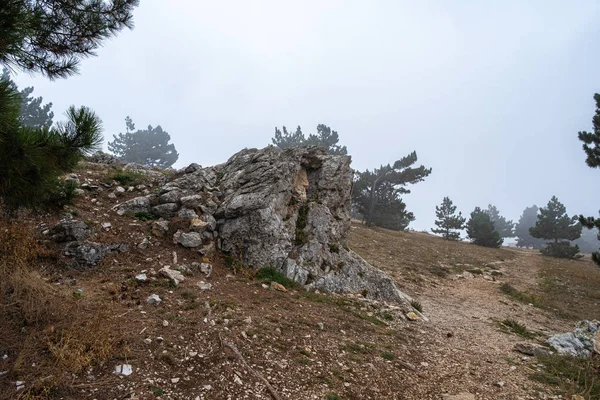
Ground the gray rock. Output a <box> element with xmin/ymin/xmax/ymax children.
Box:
<box><xmin>547</xmin><ymin>320</ymin><xmax>600</xmax><ymax>357</ymax></box>
<box><xmin>87</xmin><ymin>151</ymin><xmax>121</xmax><ymax>165</ymax></box>
<box><xmin>149</xmin><ymin>147</ymin><xmax>414</xmax><ymax>304</ymax></box>
<box><xmin>152</xmin><ymin>203</ymin><xmax>179</xmax><ymax>218</ymax></box>
<box><xmin>185</xmin><ymin>163</ymin><xmax>201</xmax><ymax>173</ymax></box>
<box><xmin>178</xmin><ymin>208</ymin><xmax>199</xmax><ymax>219</ymax></box>
<box><xmin>113</xmin><ymin>196</ymin><xmax>151</xmax><ymax>216</ymax></box>
<box><xmin>159</xmin><ymin>189</ymin><xmax>183</xmax><ymax>204</ymax></box>
<box><xmin>513</xmin><ymin>343</ymin><xmax>552</xmax><ymax>357</ymax></box>
<box><xmin>64</xmin><ymin>241</ymin><xmax>128</xmax><ymax>268</ymax></box>
<box><xmin>138</xmin><ymin>237</ymin><xmax>150</xmax><ymax>249</ymax></box>
<box><xmin>173</xmin><ymin>230</ymin><xmax>203</xmax><ymax>248</ymax></box>
<box><xmin>147</xmin><ymin>294</ymin><xmax>161</xmax><ymax>305</ymax></box>
<box><xmin>115</xmin><ymin>186</ymin><xmax>126</xmax><ymax>195</ymax></box>
<box><xmin>50</xmin><ymin>220</ymin><xmax>90</xmax><ymax>242</ymax></box>
<box><xmin>199</xmin><ymin>262</ymin><xmax>213</xmax><ymax>278</ymax></box>
<box><xmin>151</xmin><ymin>220</ymin><xmax>170</xmax><ymax>237</ymax></box>
<box><xmin>159</xmin><ymin>266</ymin><xmax>185</xmax><ymax>286</ymax></box>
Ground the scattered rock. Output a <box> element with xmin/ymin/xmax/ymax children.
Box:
<box><xmin>114</xmin><ymin>364</ymin><xmax>133</xmax><ymax>376</ymax></box>
<box><xmin>159</xmin><ymin>266</ymin><xmax>185</xmax><ymax>285</ymax></box>
<box><xmin>199</xmin><ymin>263</ymin><xmax>213</xmax><ymax>278</ymax></box>
<box><xmin>173</xmin><ymin>230</ymin><xmax>203</xmax><ymax>248</ymax></box>
<box><xmin>143</xmin><ymin>338</ymin><xmax>152</xmax><ymax>345</ymax></box>
<box><xmin>318</xmin><ymin>322</ymin><xmax>324</xmax><ymax>330</ymax></box>
<box><xmin>64</xmin><ymin>242</ymin><xmax>128</xmax><ymax>268</ymax></box>
<box><xmin>171</xmin><ymin>377</ymin><xmax>180</xmax><ymax>384</ymax></box>
<box><xmin>136</xmin><ymin>273</ymin><xmax>147</xmax><ymax>282</ymax></box>
<box><xmin>87</xmin><ymin>151</ymin><xmax>120</xmax><ymax>165</ymax></box>
<box><xmin>271</xmin><ymin>281</ymin><xmax>287</xmax><ymax>292</ymax></box>
<box><xmin>16</xmin><ymin>381</ymin><xmax>25</xmax><ymax>391</ymax></box>
<box><xmin>514</xmin><ymin>343</ymin><xmax>552</xmax><ymax>357</ymax></box>
<box><xmin>114</xmin><ymin>186</ymin><xmax>126</xmax><ymax>195</ymax></box>
<box><xmin>113</xmin><ymin>196</ymin><xmax>151</xmax><ymax>216</ymax></box>
<box><xmin>162</xmin><ymin>320</ymin><xmax>169</xmax><ymax>327</ymax></box>
<box><xmin>197</xmin><ymin>281</ymin><xmax>212</xmax><ymax>290</ymax></box>
<box><xmin>101</xmin><ymin>222</ymin><xmax>112</xmax><ymax>231</ymax></box>
<box><xmin>406</xmin><ymin>312</ymin><xmax>419</xmax><ymax>321</ymax></box>
<box><xmin>495</xmin><ymin>381</ymin><xmax>505</xmax><ymax>388</ymax></box>
<box><xmin>547</xmin><ymin>320</ymin><xmax>600</xmax><ymax>357</ymax></box>
<box><xmin>49</xmin><ymin>219</ymin><xmax>90</xmax><ymax>242</ymax></box>
<box><xmin>138</xmin><ymin>237</ymin><xmax>151</xmax><ymax>249</ymax></box>
<box><xmin>147</xmin><ymin>294</ymin><xmax>162</xmax><ymax>305</ymax></box>
<box><xmin>178</xmin><ymin>208</ymin><xmax>199</xmax><ymax>219</ymax></box>
<box><xmin>151</xmin><ymin>220</ymin><xmax>170</xmax><ymax>237</ymax></box>
<box><xmin>152</xmin><ymin>203</ymin><xmax>179</xmax><ymax>218</ymax></box>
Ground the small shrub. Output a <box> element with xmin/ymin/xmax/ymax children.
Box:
<box><xmin>299</xmin><ymin>349</ymin><xmax>311</xmax><ymax>357</ymax></box>
<box><xmin>381</xmin><ymin>352</ymin><xmax>394</xmax><ymax>360</ymax></box>
<box><xmin>112</xmin><ymin>171</ymin><xmax>145</xmax><ymax>186</ymax></box>
<box><xmin>255</xmin><ymin>267</ymin><xmax>300</xmax><ymax>289</ymax></box>
<box><xmin>149</xmin><ymin>385</ymin><xmax>165</xmax><ymax>396</ymax></box>
<box><xmin>379</xmin><ymin>312</ymin><xmax>394</xmax><ymax>321</ymax></box>
<box><xmin>134</xmin><ymin>211</ymin><xmax>158</xmax><ymax>221</ymax></box>
<box><xmin>325</xmin><ymin>392</ymin><xmax>340</xmax><ymax>400</ymax></box>
<box><xmin>500</xmin><ymin>283</ymin><xmax>544</xmax><ymax>308</ymax></box>
<box><xmin>411</xmin><ymin>300</ymin><xmax>423</xmax><ymax>313</ymax></box>
<box><xmin>500</xmin><ymin>318</ymin><xmax>535</xmax><ymax>338</ymax></box>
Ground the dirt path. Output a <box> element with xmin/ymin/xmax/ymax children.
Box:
<box><xmin>348</xmin><ymin>224</ymin><xmax>589</xmax><ymax>399</ymax></box>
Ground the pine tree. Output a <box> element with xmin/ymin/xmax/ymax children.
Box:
<box><xmin>366</xmin><ymin>181</ymin><xmax>415</xmax><ymax>230</ymax></box>
<box><xmin>485</xmin><ymin>204</ymin><xmax>514</xmax><ymax>238</ymax></box>
<box><xmin>431</xmin><ymin>197</ymin><xmax>465</xmax><ymax>240</ymax></box>
<box><xmin>2</xmin><ymin>68</ymin><xmax>54</xmax><ymax>128</ymax></box>
<box><xmin>466</xmin><ymin>207</ymin><xmax>503</xmax><ymax>248</ymax></box>
<box><xmin>0</xmin><ymin>0</ymin><xmax>138</xmax><ymax>79</ymax></box>
<box><xmin>577</xmin><ymin>93</ymin><xmax>600</xmax><ymax>265</ymax></box>
<box><xmin>514</xmin><ymin>205</ymin><xmax>546</xmax><ymax>249</ymax></box>
<box><xmin>271</xmin><ymin>124</ymin><xmax>347</xmax><ymax>155</ymax></box>
<box><xmin>0</xmin><ymin>77</ymin><xmax>103</xmax><ymax>211</ymax></box>
<box><xmin>352</xmin><ymin>152</ymin><xmax>432</xmax><ymax>228</ymax></box>
<box><xmin>530</xmin><ymin>196</ymin><xmax>582</xmax><ymax>259</ymax></box>
<box><xmin>108</xmin><ymin>117</ymin><xmax>179</xmax><ymax>168</ymax></box>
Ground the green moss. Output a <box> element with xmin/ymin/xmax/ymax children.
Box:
<box><xmin>295</xmin><ymin>203</ymin><xmax>310</xmax><ymax>245</ymax></box>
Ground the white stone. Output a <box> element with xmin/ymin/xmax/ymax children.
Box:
<box><xmin>114</xmin><ymin>364</ymin><xmax>133</xmax><ymax>376</ymax></box>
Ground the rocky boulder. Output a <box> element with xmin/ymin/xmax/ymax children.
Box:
<box><xmin>115</xmin><ymin>146</ymin><xmax>414</xmax><ymax>304</ymax></box>
<box><xmin>547</xmin><ymin>320</ymin><xmax>600</xmax><ymax>357</ymax></box>
<box><xmin>49</xmin><ymin>219</ymin><xmax>90</xmax><ymax>242</ymax></box>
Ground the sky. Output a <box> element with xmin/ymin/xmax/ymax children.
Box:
<box><xmin>11</xmin><ymin>0</ymin><xmax>600</xmax><ymax>232</ymax></box>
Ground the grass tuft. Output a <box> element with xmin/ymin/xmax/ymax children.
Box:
<box><xmin>410</xmin><ymin>300</ymin><xmax>423</xmax><ymax>313</ymax></box>
<box><xmin>499</xmin><ymin>318</ymin><xmax>536</xmax><ymax>339</ymax></box>
<box><xmin>532</xmin><ymin>354</ymin><xmax>600</xmax><ymax>397</ymax></box>
<box><xmin>256</xmin><ymin>267</ymin><xmax>300</xmax><ymax>289</ymax></box>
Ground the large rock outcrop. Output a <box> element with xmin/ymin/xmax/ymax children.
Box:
<box><xmin>114</xmin><ymin>147</ymin><xmax>414</xmax><ymax>303</ymax></box>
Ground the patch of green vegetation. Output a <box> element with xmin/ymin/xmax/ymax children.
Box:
<box><xmin>299</xmin><ymin>349</ymin><xmax>311</xmax><ymax>357</ymax></box>
<box><xmin>329</xmin><ymin>243</ymin><xmax>339</xmax><ymax>253</ymax></box>
<box><xmin>410</xmin><ymin>300</ymin><xmax>423</xmax><ymax>313</ymax></box>
<box><xmin>325</xmin><ymin>392</ymin><xmax>340</xmax><ymax>400</ymax></box>
<box><xmin>467</xmin><ymin>268</ymin><xmax>484</xmax><ymax>275</ymax></box>
<box><xmin>111</xmin><ymin>171</ymin><xmax>145</xmax><ymax>186</ymax></box>
<box><xmin>379</xmin><ymin>312</ymin><xmax>394</xmax><ymax>321</ymax></box>
<box><xmin>134</xmin><ymin>211</ymin><xmax>158</xmax><ymax>221</ymax></box>
<box><xmin>499</xmin><ymin>318</ymin><xmax>536</xmax><ymax>339</ymax></box>
<box><xmin>256</xmin><ymin>267</ymin><xmax>300</xmax><ymax>289</ymax></box>
<box><xmin>531</xmin><ymin>354</ymin><xmax>600</xmax><ymax>398</ymax></box>
<box><xmin>500</xmin><ymin>283</ymin><xmax>544</xmax><ymax>308</ymax></box>
<box><xmin>339</xmin><ymin>342</ymin><xmax>375</xmax><ymax>354</ymax></box>
<box><xmin>295</xmin><ymin>203</ymin><xmax>310</xmax><ymax>245</ymax></box>
<box><xmin>149</xmin><ymin>385</ymin><xmax>165</xmax><ymax>396</ymax></box>
<box><xmin>297</xmin><ymin>356</ymin><xmax>311</xmax><ymax>365</ymax></box>
<box><xmin>381</xmin><ymin>352</ymin><xmax>394</xmax><ymax>361</ymax></box>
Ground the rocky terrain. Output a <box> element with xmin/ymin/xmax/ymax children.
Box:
<box><xmin>1</xmin><ymin>149</ymin><xmax>599</xmax><ymax>400</ymax></box>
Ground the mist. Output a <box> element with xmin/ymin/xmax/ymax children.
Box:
<box><xmin>11</xmin><ymin>0</ymin><xmax>600</xmax><ymax>232</ymax></box>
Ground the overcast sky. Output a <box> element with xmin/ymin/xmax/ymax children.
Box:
<box><xmin>12</xmin><ymin>0</ymin><xmax>600</xmax><ymax>232</ymax></box>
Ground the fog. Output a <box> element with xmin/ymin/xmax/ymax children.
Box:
<box><xmin>12</xmin><ymin>0</ymin><xmax>600</xmax><ymax>231</ymax></box>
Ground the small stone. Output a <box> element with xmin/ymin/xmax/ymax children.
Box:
<box><xmin>189</xmin><ymin>351</ymin><xmax>198</xmax><ymax>357</ymax></box>
<box><xmin>406</xmin><ymin>312</ymin><xmax>419</xmax><ymax>321</ymax></box>
<box><xmin>271</xmin><ymin>281</ymin><xmax>287</xmax><ymax>292</ymax></box>
<box><xmin>420</xmin><ymin>362</ymin><xmax>429</xmax><ymax>367</ymax></box>
<box><xmin>233</xmin><ymin>375</ymin><xmax>243</xmax><ymax>385</ymax></box>
<box><xmin>115</xmin><ymin>186</ymin><xmax>126</xmax><ymax>194</ymax></box>
<box><xmin>146</xmin><ymin>294</ymin><xmax>161</xmax><ymax>305</ymax></box>
<box><xmin>101</xmin><ymin>222</ymin><xmax>112</xmax><ymax>231</ymax></box>
<box><xmin>136</xmin><ymin>273</ymin><xmax>147</xmax><ymax>282</ymax></box>
<box><xmin>495</xmin><ymin>381</ymin><xmax>505</xmax><ymax>388</ymax></box>
<box><xmin>162</xmin><ymin>320</ymin><xmax>169</xmax><ymax>327</ymax></box>
<box><xmin>108</xmin><ymin>192</ymin><xmax>117</xmax><ymax>199</ymax></box>
<box><xmin>114</xmin><ymin>364</ymin><xmax>133</xmax><ymax>376</ymax></box>
<box><xmin>244</xmin><ymin>316</ymin><xmax>252</xmax><ymax>324</ymax></box>
<box><xmin>138</xmin><ymin>237</ymin><xmax>151</xmax><ymax>249</ymax></box>
<box><xmin>261</xmin><ymin>283</ymin><xmax>269</xmax><ymax>289</ymax></box>
<box><xmin>16</xmin><ymin>381</ymin><xmax>25</xmax><ymax>391</ymax></box>
<box><xmin>318</xmin><ymin>322</ymin><xmax>324</xmax><ymax>330</ymax></box>
<box><xmin>143</xmin><ymin>338</ymin><xmax>152</xmax><ymax>345</ymax></box>
<box><xmin>199</xmin><ymin>263</ymin><xmax>213</xmax><ymax>278</ymax></box>
<box><xmin>197</xmin><ymin>281</ymin><xmax>212</xmax><ymax>290</ymax></box>
<box><xmin>159</xmin><ymin>266</ymin><xmax>185</xmax><ymax>286</ymax></box>
<box><xmin>171</xmin><ymin>377</ymin><xmax>180</xmax><ymax>383</ymax></box>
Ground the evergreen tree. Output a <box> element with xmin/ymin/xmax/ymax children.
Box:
<box><xmin>466</xmin><ymin>207</ymin><xmax>503</xmax><ymax>248</ymax></box>
<box><xmin>2</xmin><ymin>68</ymin><xmax>54</xmax><ymax>128</ymax></box>
<box><xmin>0</xmin><ymin>0</ymin><xmax>138</xmax><ymax>79</ymax></box>
<box><xmin>108</xmin><ymin>117</ymin><xmax>179</xmax><ymax>168</ymax></box>
<box><xmin>272</xmin><ymin>126</ymin><xmax>304</xmax><ymax>149</ymax></box>
<box><xmin>577</xmin><ymin>94</ymin><xmax>600</xmax><ymax>265</ymax></box>
<box><xmin>352</xmin><ymin>152</ymin><xmax>431</xmax><ymax>229</ymax></box>
<box><xmin>271</xmin><ymin>124</ymin><xmax>347</xmax><ymax>155</ymax></box>
<box><xmin>431</xmin><ymin>197</ymin><xmax>465</xmax><ymax>240</ymax></box>
<box><xmin>514</xmin><ymin>205</ymin><xmax>546</xmax><ymax>249</ymax></box>
<box><xmin>530</xmin><ymin>196</ymin><xmax>582</xmax><ymax>259</ymax></box>
<box><xmin>366</xmin><ymin>181</ymin><xmax>415</xmax><ymax>231</ymax></box>
<box><xmin>0</xmin><ymin>76</ymin><xmax>103</xmax><ymax>211</ymax></box>
<box><xmin>485</xmin><ymin>204</ymin><xmax>514</xmax><ymax>238</ymax></box>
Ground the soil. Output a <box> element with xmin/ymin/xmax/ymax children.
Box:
<box><xmin>1</xmin><ymin>164</ymin><xmax>599</xmax><ymax>400</ymax></box>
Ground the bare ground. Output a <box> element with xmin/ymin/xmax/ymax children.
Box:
<box><xmin>1</xmin><ymin>165</ymin><xmax>600</xmax><ymax>400</ymax></box>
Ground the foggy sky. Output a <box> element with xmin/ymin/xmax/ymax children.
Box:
<box><xmin>12</xmin><ymin>0</ymin><xmax>600</xmax><ymax>232</ymax></box>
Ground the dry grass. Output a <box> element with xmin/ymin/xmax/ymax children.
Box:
<box><xmin>0</xmin><ymin>220</ymin><xmax>126</xmax><ymax>395</ymax></box>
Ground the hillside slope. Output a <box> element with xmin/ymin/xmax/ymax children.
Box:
<box><xmin>1</xmin><ymin>163</ymin><xmax>599</xmax><ymax>399</ymax></box>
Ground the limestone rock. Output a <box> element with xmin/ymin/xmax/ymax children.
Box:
<box><xmin>547</xmin><ymin>320</ymin><xmax>600</xmax><ymax>357</ymax></box>
<box><xmin>152</xmin><ymin>203</ymin><xmax>179</xmax><ymax>218</ymax></box>
<box><xmin>159</xmin><ymin>266</ymin><xmax>185</xmax><ymax>286</ymax></box>
<box><xmin>64</xmin><ymin>242</ymin><xmax>128</xmax><ymax>268</ymax></box>
<box><xmin>513</xmin><ymin>343</ymin><xmax>552</xmax><ymax>357</ymax></box>
<box><xmin>151</xmin><ymin>220</ymin><xmax>170</xmax><ymax>237</ymax></box>
<box><xmin>49</xmin><ymin>219</ymin><xmax>90</xmax><ymax>242</ymax></box>
<box><xmin>173</xmin><ymin>230</ymin><xmax>203</xmax><ymax>248</ymax></box>
<box><xmin>113</xmin><ymin>196</ymin><xmax>151</xmax><ymax>216</ymax></box>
